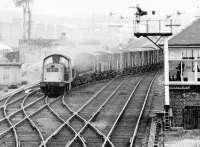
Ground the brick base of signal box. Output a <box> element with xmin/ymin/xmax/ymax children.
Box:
<box><xmin>170</xmin><ymin>88</ymin><xmax>200</xmax><ymax>129</ymax></box>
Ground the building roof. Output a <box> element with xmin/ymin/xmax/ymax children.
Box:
<box><xmin>124</xmin><ymin>38</ymin><xmax>149</xmax><ymax>49</ymax></box>
<box><xmin>19</xmin><ymin>39</ymin><xmax>57</xmax><ymax>47</ymax></box>
<box><xmin>169</xmin><ymin>19</ymin><xmax>200</xmax><ymax>46</ymax></box>
<box><xmin>122</xmin><ymin>47</ymin><xmax>158</xmax><ymax>52</ymax></box>
<box><xmin>0</xmin><ymin>63</ymin><xmax>21</xmax><ymax>67</ymax></box>
<box><xmin>123</xmin><ymin>38</ymin><xmax>158</xmax><ymax>50</ymax></box>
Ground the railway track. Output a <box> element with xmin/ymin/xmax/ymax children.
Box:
<box><xmin>39</xmin><ymin>77</ymin><xmax>122</xmax><ymax>146</ymax></box>
<box><xmin>109</xmin><ymin>72</ymin><xmax>158</xmax><ymax>147</ymax></box>
<box><xmin>63</xmin><ymin>72</ymin><xmax>158</xmax><ymax>147</ymax></box>
<box><xmin>78</xmin><ymin>75</ymin><xmax>142</xmax><ymax>147</ymax></box>
<box><xmin>0</xmin><ymin>90</ymin><xmax>27</xmax><ymax>120</ymax></box>
<box><xmin>0</xmin><ymin>71</ymin><xmax>159</xmax><ymax>147</ymax></box>
<box><xmin>45</xmin><ymin>94</ymin><xmax>84</xmax><ymax>147</ymax></box>
<box><xmin>132</xmin><ymin>72</ymin><xmax>159</xmax><ymax>147</ymax></box>
<box><xmin>0</xmin><ymin>89</ymin><xmax>46</xmax><ymax>147</ymax></box>
<box><xmin>0</xmin><ymin>86</ymin><xmax>61</xmax><ymax>147</ymax></box>
<box><xmin>0</xmin><ymin>80</ymin><xmax>113</xmax><ymax>147</ymax></box>
<box><xmin>40</xmin><ymin>73</ymin><xmax>156</xmax><ymax>147</ymax></box>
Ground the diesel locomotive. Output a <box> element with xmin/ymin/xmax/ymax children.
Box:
<box><xmin>40</xmin><ymin>54</ymin><xmax>74</xmax><ymax>97</ymax></box>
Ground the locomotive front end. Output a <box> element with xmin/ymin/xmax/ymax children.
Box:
<box><xmin>40</xmin><ymin>54</ymin><xmax>73</xmax><ymax>97</ymax></box>
<box><xmin>43</xmin><ymin>64</ymin><xmax>64</xmax><ymax>83</ymax></box>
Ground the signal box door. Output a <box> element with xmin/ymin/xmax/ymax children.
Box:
<box><xmin>183</xmin><ymin>106</ymin><xmax>200</xmax><ymax>129</ymax></box>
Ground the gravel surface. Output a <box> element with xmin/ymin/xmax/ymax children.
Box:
<box><xmin>138</xmin><ymin>70</ymin><xmax>164</xmax><ymax>146</ymax></box>
<box><xmin>149</xmin><ymin>70</ymin><xmax>164</xmax><ymax>115</ymax></box>
<box><xmin>64</xmin><ymin>80</ymin><xmax>110</xmax><ymax>111</ymax></box>
<box><xmin>165</xmin><ymin>139</ymin><xmax>200</xmax><ymax>147</ymax></box>
<box><xmin>165</xmin><ymin>129</ymin><xmax>200</xmax><ymax>147</ymax></box>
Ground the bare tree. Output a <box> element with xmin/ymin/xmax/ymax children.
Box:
<box><xmin>13</xmin><ymin>0</ymin><xmax>33</xmax><ymax>40</ymax></box>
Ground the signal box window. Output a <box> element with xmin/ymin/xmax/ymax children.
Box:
<box><xmin>169</xmin><ymin>61</ymin><xmax>181</xmax><ymax>81</ymax></box>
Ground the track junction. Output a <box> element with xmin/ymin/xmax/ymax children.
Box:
<box><xmin>0</xmin><ymin>70</ymin><xmax>163</xmax><ymax>147</ymax></box>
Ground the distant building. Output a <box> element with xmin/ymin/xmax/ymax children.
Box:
<box><xmin>18</xmin><ymin>34</ymin><xmax>76</xmax><ymax>63</ymax></box>
<box><xmin>0</xmin><ymin>20</ymin><xmax>22</xmax><ymax>46</ymax></box>
<box><xmin>0</xmin><ymin>63</ymin><xmax>21</xmax><ymax>85</ymax></box>
<box><xmin>5</xmin><ymin>51</ymin><xmax>20</xmax><ymax>62</ymax></box>
<box><xmin>0</xmin><ymin>41</ymin><xmax>13</xmax><ymax>57</ymax></box>
<box><xmin>0</xmin><ymin>41</ymin><xmax>21</xmax><ymax>85</ymax></box>
<box><xmin>0</xmin><ymin>19</ymin><xmax>69</xmax><ymax>47</ymax></box>
<box><xmin>18</xmin><ymin>39</ymin><xmax>58</xmax><ymax>63</ymax></box>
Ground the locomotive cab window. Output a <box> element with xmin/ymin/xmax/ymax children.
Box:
<box><xmin>60</xmin><ymin>57</ymin><xmax>70</xmax><ymax>69</ymax></box>
<box><xmin>44</xmin><ymin>55</ymin><xmax>70</xmax><ymax>66</ymax></box>
<box><xmin>52</xmin><ymin>55</ymin><xmax>60</xmax><ymax>63</ymax></box>
<box><xmin>44</xmin><ymin>57</ymin><xmax>53</xmax><ymax>65</ymax></box>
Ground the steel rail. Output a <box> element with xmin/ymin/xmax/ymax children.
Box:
<box><xmin>39</xmin><ymin>78</ymin><xmax>117</xmax><ymax>146</ymax></box>
<box><xmin>3</xmin><ymin>90</ymin><xmax>22</xmax><ymax>147</ymax></box>
<box><xmin>63</xmin><ymin>99</ymin><xmax>110</xmax><ymax>147</ymax></box>
<box><xmin>0</xmin><ymin>96</ymin><xmax>60</xmax><ymax>140</ymax></box>
<box><xmin>66</xmin><ymin>79</ymin><xmax>125</xmax><ymax>146</ymax></box>
<box><xmin>62</xmin><ymin>95</ymin><xmax>99</xmax><ymax>147</ymax></box>
<box><xmin>0</xmin><ymin>89</ymin><xmax>41</xmax><ymax>110</ymax></box>
<box><xmin>43</xmin><ymin>95</ymin><xmax>87</xmax><ymax>147</ymax></box>
<box><xmin>0</xmin><ymin>82</ymin><xmax>40</xmax><ymax>102</ymax></box>
<box><xmin>0</xmin><ymin>95</ymin><xmax>44</xmax><ymax>124</ymax></box>
<box><xmin>21</xmin><ymin>92</ymin><xmax>46</xmax><ymax>147</ymax></box>
<box><xmin>1</xmin><ymin>90</ymin><xmax>41</xmax><ymax>146</ymax></box>
<box><xmin>101</xmin><ymin>76</ymin><xmax>144</xmax><ymax>147</ymax></box>
<box><xmin>129</xmin><ymin>72</ymin><xmax>158</xmax><ymax>147</ymax></box>
<box><xmin>0</xmin><ymin>94</ymin><xmax>27</xmax><ymax>109</ymax></box>
<box><xmin>3</xmin><ymin>107</ymin><xmax>20</xmax><ymax>147</ymax></box>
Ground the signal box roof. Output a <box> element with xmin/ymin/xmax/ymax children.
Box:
<box><xmin>122</xmin><ymin>47</ymin><xmax>158</xmax><ymax>52</ymax></box>
<box><xmin>169</xmin><ymin>19</ymin><xmax>200</xmax><ymax>46</ymax></box>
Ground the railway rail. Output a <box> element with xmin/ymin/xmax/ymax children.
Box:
<box><xmin>0</xmin><ymin>79</ymin><xmax>114</xmax><ymax>147</ymax></box>
<box><xmin>39</xmin><ymin>72</ymin><xmax>158</xmax><ymax>146</ymax></box>
<box><xmin>0</xmin><ymin>89</ymin><xmax>45</xmax><ymax>147</ymax></box>
<box><xmin>69</xmin><ymin>72</ymin><xmax>158</xmax><ymax>147</ymax></box>
<box><xmin>109</xmin><ymin>72</ymin><xmax>158</xmax><ymax>147</ymax></box>
<box><xmin>0</xmin><ymin>87</ymin><xmax>60</xmax><ymax>147</ymax></box>
<box><xmin>39</xmin><ymin>77</ymin><xmax>122</xmax><ymax>146</ymax></box>
<box><xmin>0</xmin><ymin>71</ymin><xmax>160</xmax><ymax>147</ymax></box>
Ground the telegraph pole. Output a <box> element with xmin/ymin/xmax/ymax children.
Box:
<box><xmin>13</xmin><ymin>0</ymin><xmax>33</xmax><ymax>40</ymax></box>
<box><xmin>165</xmin><ymin>19</ymin><xmax>180</xmax><ymax>33</ymax></box>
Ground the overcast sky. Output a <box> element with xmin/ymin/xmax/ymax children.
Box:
<box><xmin>0</xmin><ymin>0</ymin><xmax>197</xmax><ymax>17</ymax></box>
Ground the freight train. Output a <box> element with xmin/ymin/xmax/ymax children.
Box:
<box><xmin>40</xmin><ymin>47</ymin><xmax>163</xmax><ymax>97</ymax></box>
